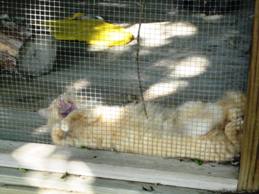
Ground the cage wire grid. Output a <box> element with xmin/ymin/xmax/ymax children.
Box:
<box><xmin>0</xmin><ymin>0</ymin><xmax>254</xmax><ymax>162</ymax></box>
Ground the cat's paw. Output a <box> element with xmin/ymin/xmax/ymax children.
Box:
<box><xmin>227</xmin><ymin>107</ymin><xmax>243</xmax><ymax>121</ymax></box>
<box><xmin>60</xmin><ymin>120</ymin><xmax>70</xmax><ymax>132</ymax></box>
<box><xmin>51</xmin><ymin>124</ymin><xmax>67</xmax><ymax>145</ymax></box>
<box><xmin>224</xmin><ymin>119</ymin><xmax>243</xmax><ymax>147</ymax></box>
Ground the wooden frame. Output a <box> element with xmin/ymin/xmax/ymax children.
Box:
<box><xmin>238</xmin><ymin>0</ymin><xmax>259</xmax><ymax>191</ymax></box>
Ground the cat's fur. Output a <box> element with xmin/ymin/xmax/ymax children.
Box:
<box><xmin>39</xmin><ymin>91</ymin><xmax>245</xmax><ymax>162</ymax></box>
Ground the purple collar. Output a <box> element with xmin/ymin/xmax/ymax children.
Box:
<box><xmin>58</xmin><ymin>99</ymin><xmax>77</xmax><ymax>118</ymax></box>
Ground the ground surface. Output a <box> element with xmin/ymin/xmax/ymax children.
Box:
<box><xmin>0</xmin><ymin>0</ymin><xmax>253</xmax><ymax>143</ymax></box>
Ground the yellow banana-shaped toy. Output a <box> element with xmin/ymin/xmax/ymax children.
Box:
<box><xmin>44</xmin><ymin>13</ymin><xmax>134</xmax><ymax>47</ymax></box>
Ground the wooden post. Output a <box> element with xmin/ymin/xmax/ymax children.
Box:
<box><xmin>238</xmin><ymin>0</ymin><xmax>259</xmax><ymax>191</ymax></box>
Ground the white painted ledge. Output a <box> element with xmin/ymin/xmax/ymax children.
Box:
<box><xmin>0</xmin><ymin>167</ymin><xmax>216</xmax><ymax>194</ymax></box>
<box><xmin>0</xmin><ymin>140</ymin><xmax>238</xmax><ymax>191</ymax></box>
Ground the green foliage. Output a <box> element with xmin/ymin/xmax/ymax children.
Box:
<box><xmin>192</xmin><ymin>159</ymin><xmax>204</xmax><ymax>166</ymax></box>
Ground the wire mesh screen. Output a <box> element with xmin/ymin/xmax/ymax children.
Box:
<box><xmin>0</xmin><ymin>0</ymin><xmax>254</xmax><ymax>162</ymax></box>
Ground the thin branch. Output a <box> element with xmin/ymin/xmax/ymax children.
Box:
<box><xmin>136</xmin><ymin>0</ymin><xmax>148</xmax><ymax>118</ymax></box>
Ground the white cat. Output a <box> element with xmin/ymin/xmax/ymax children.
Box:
<box><xmin>39</xmin><ymin>91</ymin><xmax>245</xmax><ymax>162</ymax></box>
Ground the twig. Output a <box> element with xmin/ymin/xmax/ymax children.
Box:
<box><xmin>136</xmin><ymin>0</ymin><xmax>148</xmax><ymax>118</ymax></box>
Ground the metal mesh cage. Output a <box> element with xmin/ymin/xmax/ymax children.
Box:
<box><xmin>0</xmin><ymin>0</ymin><xmax>254</xmax><ymax>162</ymax></box>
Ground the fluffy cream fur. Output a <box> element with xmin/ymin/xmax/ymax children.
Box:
<box><xmin>39</xmin><ymin>91</ymin><xmax>245</xmax><ymax>162</ymax></box>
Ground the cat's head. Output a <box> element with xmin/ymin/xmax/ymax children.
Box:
<box><xmin>38</xmin><ymin>95</ymin><xmax>77</xmax><ymax>124</ymax></box>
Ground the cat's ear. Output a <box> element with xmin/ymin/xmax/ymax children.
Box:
<box><xmin>38</xmin><ymin>108</ymin><xmax>50</xmax><ymax>119</ymax></box>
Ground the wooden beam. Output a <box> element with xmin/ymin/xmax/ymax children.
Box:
<box><xmin>0</xmin><ymin>186</ymin><xmax>83</xmax><ymax>194</ymax></box>
<box><xmin>0</xmin><ymin>140</ymin><xmax>238</xmax><ymax>191</ymax></box>
<box><xmin>0</xmin><ymin>167</ymin><xmax>216</xmax><ymax>194</ymax></box>
<box><xmin>238</xmin><ymin>0</ymin><xmax>259</xmax><ymax>191</ymax></box>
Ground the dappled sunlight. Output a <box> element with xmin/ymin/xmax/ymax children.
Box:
<box><xmin>173</xmin><ymin>56</ymin><xmax>209</xmax><ymax>78</ymax></box>
<box><xmin>93</xmin><ymin>105</ymin><xmax>124</xmax><ymax>122</ymax></box>
<box><xmin>98</xmin><ymin>2</ymin><xmax>129</xmax><ymax>8</ymax></box>
<box><xmin>11</xmin><ymin>143</ymin><xmax>97</xmax><ymax>193</ymax></box>
<box><xmin>154</xmin><ymin>55</ymin><xmax>209</xmax><ymax>78</ymax></box>
<box><xmin>169</xmin><ymin>22</ymin><xmax>198</xmax><ymax>36</ymax></box>
<box><xmin>201</xmin><ymin>15</ymin><xmax>224</xmax><ymax>22</ymax></box>
<box><xmin>32</xmin><ymin>125</ymin><xmax>51</xmax><ymax>137</ymax></box>
<box><xmin>144</xmin><ymin>81</ymin><xmax>188</xmax><ymax>100</ymax></box>
<box><xmin>10</xmin><ymin>145</ymin><xmax>96</xmax><ymax>193</ymax></box>
<box><xmin>12</xmin><ymin>143</ymin><xmax>56</xmax><ymax>159</ymax></box>
<box><xmin>37</xmin><ymin>190</ymin><xmax>78</xmax><ymax>194</ymax></box>
<box><xmin>127</xmin><ymin>21</ymin><xmax>197</xmax><ymax>47</ymax></box>
<box><xmin>24</xmin><ymin>171</ymin><xmax>95</xmax><ymax>193</ymax></box>
<box><xmin>12</xmin><ymin>143</ymin><xmax>71</xmax><ymax>171</ymax></box>
<box><xmin>65</xmin><ymin>79</ymin><xmax>90</xmax><ymax>93</ymax></box>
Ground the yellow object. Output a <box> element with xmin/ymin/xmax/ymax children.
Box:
<box><xmin>44</xmin><ymin>13</ymin><xmax>134</xmax><ymax>47</ymax></box>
